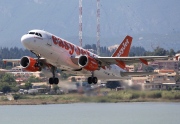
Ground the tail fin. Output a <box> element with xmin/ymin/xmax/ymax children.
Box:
<box><xmin>111</xmin><ymin>35</ymin><xmax>132</xmax><ymax>57</ymax></box>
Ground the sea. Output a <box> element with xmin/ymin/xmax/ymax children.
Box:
<box><xmin>0</xmin><ymin>102</ymin><xmax>180</xmax><ymax>124</ymax></box>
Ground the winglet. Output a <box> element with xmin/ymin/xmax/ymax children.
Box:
<box><xmin>112</xmin><ymin>35</ymin><xmax>132</xmax><ymax>57</ymax></box>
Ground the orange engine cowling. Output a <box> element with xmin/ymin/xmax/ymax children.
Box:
<box><xmin>20</xmin><ymin>56</ymin><xmax>41</xmax><ymax>72</ymax></box>
<box><xmin>78</xmin><ymin>55</ymin><xmax>99</xmax><ymax>71</ymax></box>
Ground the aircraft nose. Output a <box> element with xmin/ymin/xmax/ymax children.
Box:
<box><xmin>21</xmin><ymin>35</ymin><xmax>27</xmax><ymax>44</ymax></box>
<box><xmin>21</xmin><ymin>34</ymin><xmax>32</xmax><ymax>47</ymax></box>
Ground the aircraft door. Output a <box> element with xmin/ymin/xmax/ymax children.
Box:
<box><xmin>46</xmin><ymin>33</ymin><xmax>52</xmax><ymax>47</ymax></box>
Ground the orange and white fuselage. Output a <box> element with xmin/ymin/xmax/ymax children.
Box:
<box><xmin>21</xmin><ymin>29</ymin><xmax>126</xmax><ymax>80</ymax></box>
<box><xmin>2</xmin><ymin>29</ymin><xmax>168</xmax><ymax>84</ymax></box>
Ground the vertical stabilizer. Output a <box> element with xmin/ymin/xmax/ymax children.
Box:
<box><xmin>112</xmin><ymin>35</ymin><xmax>132</xmax><ymax>57</ymax></box>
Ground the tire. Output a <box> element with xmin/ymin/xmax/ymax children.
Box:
<box><xmin>92</xmin><ymin>77</ymin><xmax>98</xmax><ymax>84</ymax></box>
<box><xmin>54</xmin><ymin>78</ymin><xmax>59</xmax><ymax>85</ymax></box>
<box><xmin>49</xmin><ymin>77</ymin><xmax>54</xmax><ymax>85</ymax></box>
<box><xmin>88</xmin><ymin>77</ymin><xmax>92</xmax><ymax>84</ymax></box>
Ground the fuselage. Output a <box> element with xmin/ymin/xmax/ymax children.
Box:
<box><xmin>21</xmin><ymin>29</ymin><xmax>126</xmax><ymax>80</ymax></box>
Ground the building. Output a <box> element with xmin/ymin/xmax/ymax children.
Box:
<box><xmin>130</xmin><ymin>69</ymin><xmax>180</xmax><ymax>90</ymax></box>
<box><xmin>126</xmin><ymin>65</ymin><xmax>134</xmax><ymax>72</ymax></box>
<box><xmin>67</xmin><ymin>76</ymin><xmax>87</xmax><ymax>82</ymax></box>
<box><xmin>149</xmin><ymin>60</ymin><xmax>179</xmax><ymax>71</ymax></box>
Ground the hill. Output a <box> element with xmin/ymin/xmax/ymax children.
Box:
<box><xmin>0</xmin><ymin>0</ymin><xmax>180</xmax><ymax>51</ymax></box>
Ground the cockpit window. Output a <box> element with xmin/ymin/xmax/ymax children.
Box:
<box><xmin>29</xmin><ymin>32</ymin><xmax>35</xmax><ymax>34</ymax></box>
<box><xmin>35</xmin><ymin>33</ymin><xmax>40</xmax><ymax>37</ymax></box>
<box><xmin>29</xmin><ymin>32</ymin><xmax>42</xmax><ymax>37</ymax></box>
<box><xmin>39</xmin><ymin>33</ymin><xmax>42</xmax><ymax>37</ymax></box>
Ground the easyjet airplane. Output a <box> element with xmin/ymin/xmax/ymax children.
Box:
<box><xmin>3</xmin><ymin>29</ymin><xmax>169</xmax><ymax>84</ymax></box>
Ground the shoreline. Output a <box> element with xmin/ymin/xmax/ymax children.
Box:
<box><xmin>1</xmin><ymin>99</ymin><xmax>180</xmax><ymax>105</ymax></box>
<box><xmin>1</xmin><ymin>91</ymin><xmax>180</xmax><ymax>105</ymax></box>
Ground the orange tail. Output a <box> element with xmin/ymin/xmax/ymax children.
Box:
<box><xmin>111</xmin><ymin>35</ymin><xmax>132</xmax><ymax>57</ymax></box>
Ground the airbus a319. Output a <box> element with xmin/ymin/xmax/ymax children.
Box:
<box><xmin>3</xmin><ymin>29</ymin><xmax>169</xmax><ymax>84</ymax></box>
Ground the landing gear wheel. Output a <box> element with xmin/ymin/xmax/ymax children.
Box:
<box><xmin>49</xmin><ymin>77</ymin><xmax>59</xmax><ymax>85</ymax></box>
<box><xmin>92</xmin><ymin>77</ymin><xmax>97</xmax><ymax>84</ymax></box>
<box><xmin>54</xmin><ymin>78</ymin><xmax>59</xmax><ymax>85</ymax></box>
<box><xmin>49</xmin><ymin>77</ymin><xmax>54</xmax><ymax>85</ymax></box>
<box><xmin>88</xmin><ymin>77</ymin><xmax>98</xmax><ymax>84</ymax></box>
<box><xmin>88</xmin><ymin>77</ymin><xmax>92</xmax><ymax>84</ymax></box>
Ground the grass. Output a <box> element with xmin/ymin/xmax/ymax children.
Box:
<box><xmin>0</xmin><ymin>89</ymin><xmax>180</xmax><ymax>105</ymax></box>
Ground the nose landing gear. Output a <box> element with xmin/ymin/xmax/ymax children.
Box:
<box><xmin>30</xmin><ymin>51</ymin><xmax>59</xmax><ymax>85</ymax></box>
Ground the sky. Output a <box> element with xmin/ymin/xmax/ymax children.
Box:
<box><xmin>0</xmin><ymin>0</ymin><xmax>180</xmax><ymax>50</ymax></box>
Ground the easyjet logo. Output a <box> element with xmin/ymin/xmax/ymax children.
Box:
<box><xmin>52</xmin><ymin>35</ymin><xmax>90</xmax><ymax>56</ymax></box>
<box><xmin>117</xmin><ymin>39</ymin><xmax>129</xmax><ymax>57</ymax></box>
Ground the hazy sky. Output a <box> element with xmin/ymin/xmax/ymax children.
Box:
<box><xmin>0</xmin><ymin>0</ymin><xmax>180</xmax><ymax>49</ymax></box>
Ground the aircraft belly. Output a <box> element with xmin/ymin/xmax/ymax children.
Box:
<box><xmin>94</xmin><ymin>68</ymin><xmax>121</xmax><ymax>80</ymax></box>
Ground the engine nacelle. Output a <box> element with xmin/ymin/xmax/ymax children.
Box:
<box><xmin>78</xmin><ymin>55</ymin><xmax>99</xmax><ymax>71</ymax></box>
<box><xmin>20</xmin><ymin>56</ymin><xmax>41</xmax><ymax>72</ymax></box>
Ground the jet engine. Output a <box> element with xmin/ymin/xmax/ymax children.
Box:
<box><xmin>78</xmin><ymin>55</ymin><xmax>99</xmax><ymax>71</ymax></box>
<box><xmin>20</xmin><ymin>56</ymin><xmax>42</xmax><ymax>72</ymax></box>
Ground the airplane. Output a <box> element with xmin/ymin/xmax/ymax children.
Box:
<box><xmin>3</xmin><ymin>29</ymin><xmax>169</xmax><ymax>85</ymax></box>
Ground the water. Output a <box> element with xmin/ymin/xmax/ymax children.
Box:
<box><xmin>0</xmin><ymin>102</ymin><xmax>180</xmax><ymax>124</ymax></box>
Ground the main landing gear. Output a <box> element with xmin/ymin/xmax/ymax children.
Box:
<box><xmin>49</xmin><ymin>66</ymin><xmax>59</xmax><ymax>85</ymax></box>
<box><xmin>87</xmin><ymin>72</ymin><xmax>98</xmax><ymax>84</ymax></box>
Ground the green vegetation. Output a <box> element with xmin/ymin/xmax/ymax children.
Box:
<box><xmin>0</xmin><ymin>73</ymin><xmax>18</xmax><ymax>93</ymax></box>
<box><xmin>0</xmin><ymin>90</ymin><xmax>180</xmax><ymax>105</ymax></box>
<box><xmin>0</xmin><ymin>74</ymin><xmax>43</xmax><ymax>93</ymax></box>
<box><xmin>24</xmin><ymin>82</ymin><xmax>33</xmax><ymax>89</ymax></box>
<box><xmin>26</xmin><ymin>76</ymin><xmax>41</xmax><ymax>83</ymax></box>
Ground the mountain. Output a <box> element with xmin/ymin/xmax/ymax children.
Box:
<box><xmin>0</xmin><ymin>0</ymin><xmax>180</xmax><ymax>51</ymax></box>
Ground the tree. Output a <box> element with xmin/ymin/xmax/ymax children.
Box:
<box><xmin>130</xmin><ymin>46</ymin><xmax>146</xmax><ymax>56</ymax></box>
<box><xmin>0</xmin><ymin>83</ymin><xmax>11</xmax><ymax>93</ymax></box>
<box><xmin>13</xmin><ymin>94</ymin><xmax>21</xmax><ymax>101</ymax></box>
<box><xmin>26</xmin><ymin>76</ymin><xmax>40</xmax><ymax>83</ymax></box>
<box><xmin>169</xmin><ymin>49</ymin><xmax>176</xmax><ymax>56</ymax></box>
<box><xmin>153</xmin><ymin>47</ymin><xmax>167</xmax><ymax>56</ymax></box>
<box><xmin>25</xmin><ymin>82</ymin><xmax>32</xmax><ymax>89</ymax></box>
<box><xmin>0</xmin><ymin>73</ymin><xmax>16</xmax><ymax>85</ymax></box>
<box><xmin>0</xmin><ymin>74</ymin><xmax>17</xmax><ymax>93</ymax></box>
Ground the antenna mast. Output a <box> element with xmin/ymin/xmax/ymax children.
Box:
<box><xmin>79</xmin><ymin>0</ymin><xmax>83</xmax><ymax>47</ymax></box>
<box><xmin>97</xmin><ymin>0</ymin><xmax>100</xmax><ymax>55</ymax></box>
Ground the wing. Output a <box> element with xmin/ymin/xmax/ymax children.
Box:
<box><xmin>96</xmin><ymin>56</ymin><xmax>169</xmax><ymax>69</ymax></box>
